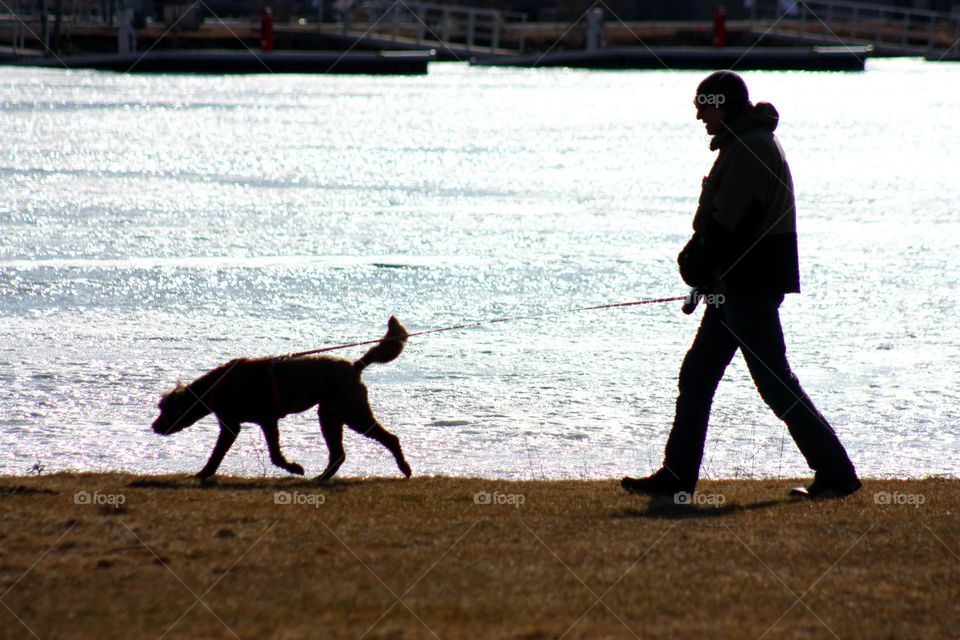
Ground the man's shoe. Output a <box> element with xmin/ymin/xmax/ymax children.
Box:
<box><xmin>790</xmin><ymin>475</ymin><xmax>862</xmax><ymax>500</ymax></box>
<box><xmin>621</xmin><ymin>468</ymin><xmax>693</xmax><ymax>496</ymax></box>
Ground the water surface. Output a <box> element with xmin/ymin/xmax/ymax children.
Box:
<box><xmin>1</xmin><ymin>59</ymin><xmax>958</xmax><ymax>479</ymax></box>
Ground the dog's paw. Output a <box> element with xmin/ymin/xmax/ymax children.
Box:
<box><xmin>398</xmin><ymin>460</ymin><xmax>412</xmax><ymax>478</ymax></box>
<box><xmin>287</xmin><ymin>463</ymin><xmax>305</xmax><ymax>476</ymax></box>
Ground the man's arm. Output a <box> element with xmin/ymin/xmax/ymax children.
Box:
<box><xmin>678</xmin><ymin>142</ymin><xmax>771</xmax><ymax>287</ymax></box>
<box><xmin>710</xmin><ymin>141</ymin><xmax>771</xmax><ymax>233</ymax></box>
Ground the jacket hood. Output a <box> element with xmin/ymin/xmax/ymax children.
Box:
<box><xmin>710</xmin><ymin>102</ymin><xmax>779</xmax><ymax>150</ymax></box>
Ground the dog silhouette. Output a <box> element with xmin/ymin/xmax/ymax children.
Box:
<box><xmin>152</xmin><ymin>317</ymin><xmax>411</xmax><ymax>482</ymax></box>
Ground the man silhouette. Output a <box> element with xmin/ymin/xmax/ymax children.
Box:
<box><xmin>623</xmin><ymin>71</ymin><xmax>861</xmax><ymax>500</ymax></box>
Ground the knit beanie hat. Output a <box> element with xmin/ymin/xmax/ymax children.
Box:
<box><xmin>695</xmin><ymin>71</ymin><xmax>752</xmax><ymax>117</ymax></box>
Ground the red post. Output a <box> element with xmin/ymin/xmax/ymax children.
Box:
<box><xmin>260</xmin><ymin>7</ymin><xmax>274</xmax><ymax>53</ymax></box>
<box><xmin>713</xmin><ymin>5</ymin><xmax>727</xmax><ymax>48</ymax></box>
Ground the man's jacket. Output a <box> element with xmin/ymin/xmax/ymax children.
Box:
<box><xmin>679</xmin><ymin>102</ymin><xmax>801</xmax><ymax>294</ymax></box>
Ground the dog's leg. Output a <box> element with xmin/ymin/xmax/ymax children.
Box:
<box><xmin>347</xmin><ymin>410</ymin><xmax>412</xmax><ymax>478</ymax></box>
<box><xmin>315</xmin><ymin>408</ymin><xmax>345</xmax><ymax>483</ymax></box>
<box><xmin>197</xmin><ymin>419</ymin><xmax>241</xmax><ymax>480</ymax></box>
<box><xmin>259</xmin><ymin>420</ymin><xmax>304</xmax><ymax>476</ymax></box>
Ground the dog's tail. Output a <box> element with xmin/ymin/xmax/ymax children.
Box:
<box><xmin>354</xmin><ymin>316</ymin><xmax>408</xmax><ymax>373</ymax></box>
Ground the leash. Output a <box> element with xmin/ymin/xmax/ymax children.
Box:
<box><xmin>282</xmin><ymin>295</ymin><xmax>688</xmax><ymax>359</ymax></box>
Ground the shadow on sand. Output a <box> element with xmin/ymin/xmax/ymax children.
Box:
<box><xmin>126</xmin><ymin>476</ymin><xmax>402</xmax><ymax>493</ymax></box>
<box><xmin>612</xmin><ymin>497</ymin><xmax>802</xmax><ymax>520</ymax></box>
<box><xmin>1</xmin><ymin>484</ymin><xmax>58</xmax><ymax>497</ymax></box>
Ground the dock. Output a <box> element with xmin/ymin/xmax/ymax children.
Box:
<box><xmin>471</xmin><ymin>46</ymin><xmax>871</xmax><ymax>71</ymax></box>
<box><xmin>7</xmin><ymin>50</ymin><xmax>434</xmax><ymax>74</ymax></box>
<box><xmin>926</xmin><ymin>50</ymin><xmax>960</xmax><ymax>62</ymax></box>
<box><xmin>4</xmin><ymin>0</ymin><xmax>957</xmax><ymax>73</ymax></box>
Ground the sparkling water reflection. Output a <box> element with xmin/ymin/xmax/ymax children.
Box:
<box><xmin>1</xmin><ymin>59</ymin><xmax>958</xmax><ymax>479</ymax></box>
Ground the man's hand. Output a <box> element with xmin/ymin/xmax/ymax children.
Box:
<box><xmin>678</xmin><ymin>234</ymin><xmax>710</xmax><ymax>288</ymax></box>
<box><xmin>682</xmin><ymin>288</ymin><xmax>700</xmax><ymax>315</ymax></box>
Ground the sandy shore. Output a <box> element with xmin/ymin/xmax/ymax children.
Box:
<box><xmin>0</xmin><ymin>474</ymin><xmax>957</xmax><ymax>639</ymax></box>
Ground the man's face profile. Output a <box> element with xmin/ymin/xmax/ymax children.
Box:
<box><xmin>695</xmin><ymin>102</ymin><xmax>727</xmax><ymax>136</ymax></box>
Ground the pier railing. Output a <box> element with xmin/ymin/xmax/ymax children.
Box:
<box><xmin>340</xmin><ymin>1</ymin><xmax>528</xmax><ymax>54</ymax></box>
<box><xmin>1</xmin><ymin>0</ymin><xmax>528</xmax><ymax>57</ymax></box>
<box><xmin>1</xmin><ymin>0</ymin><xmax>43</xmax><ymax>53</ymax></box>
<box><xmin>0</xmin><ymin>0</ymin><xmax>124</xmax><ymax>54</ymax></box>
<box><xmin>751</xmin><ymin>0</ymin><xmax>960</xmax><ymax>55</ymax></box>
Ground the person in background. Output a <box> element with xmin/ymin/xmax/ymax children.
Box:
<box><xmin>622</xmin><ymin>71</ymin><xmax>861</xmax><ymax>500</ymax></box>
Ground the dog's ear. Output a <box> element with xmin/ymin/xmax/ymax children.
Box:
<box><xmin>161</xmin><ymin>381</ymin><xmax>185</xmax><ymax>402</ymax></box>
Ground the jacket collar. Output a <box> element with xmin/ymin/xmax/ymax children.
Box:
<box><xmin>710</xmin><ymin>102</ymin><xmax>780</xmax><ymax>151</ymax></box>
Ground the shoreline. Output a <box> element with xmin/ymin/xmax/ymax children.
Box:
<box><xmin>3</xmin><ymin>470</ymin><xmax>959</xmax><ymax>480</ymax></box>
<box><xmin>1</xmin><ymin>474</ymin><xmax>956</xmax><ymax>638</ymax></box>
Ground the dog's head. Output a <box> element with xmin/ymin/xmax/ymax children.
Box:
<box><xmin>152</xmin><ymin>383</ymin><xmax>207</xmax><ymax>435</ymax></box>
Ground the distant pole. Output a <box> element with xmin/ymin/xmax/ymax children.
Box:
<box><xmin>51</xmin><ymin>0</ymin><xmax>62</xmax><ymax>54</ymax></box>
<box><xmin>260</xmin><ymin>7</ymin><xmax>274</xmax><ymax>52</ymax></box>
<box><xmin>713</xmin><ymin>5</ymin><xmax>727</xmax><ymax>48</ymax></box>
<box><xmin>39</xmin><ymin>0</ymin><xmax>49</xmax><ymax>52</ymax></box>
<box><xmin>585</xmin><ymin>7</ymin><xmax>603</xmax><ymax>51</ymax></box>
<box><xmin>118</xmin><ymin>7</ymin><xmax>136</xmax><ymax>53</ymax></box>
<box><xmin>342</xmin><ymin>0</ymin><xmax>352</xmax><ymax>35</ymax></box>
